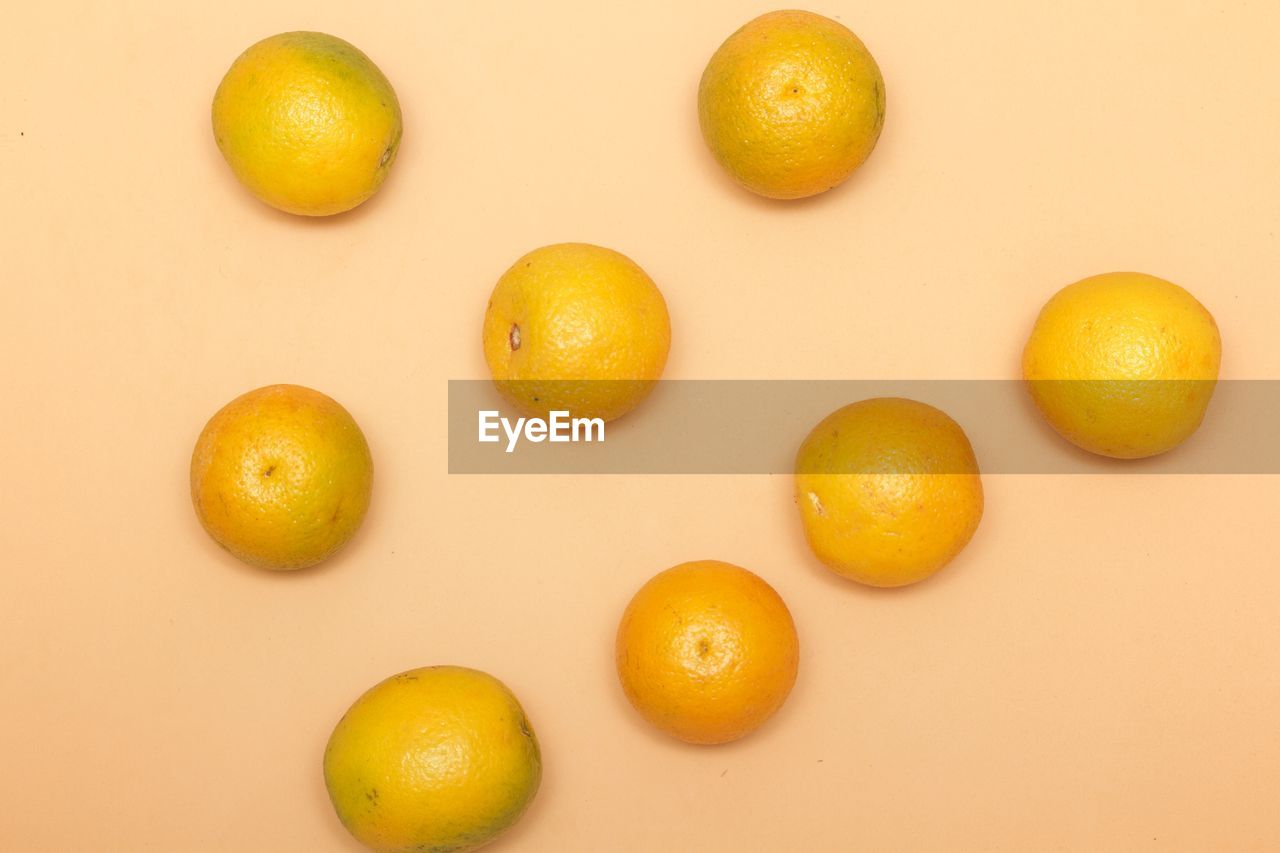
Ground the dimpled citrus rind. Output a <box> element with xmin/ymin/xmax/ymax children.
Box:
<box><xmin>189</xmin><ymin>384</ymin><xmax>373</xmax><ymax>570</ymax></box>
<box><xmin>616</xmin><ymin>561</ymin><xmax>800</xmax><ymax>745</ymax></box>
<box><xmin>482</xmin><ymin>243</ymin><xmax>671</xmax><ymax>422</ymax></box>
<box><xmin>323</xmin><ymin>666</ymin><xmax>542</xmax><ymax>853</ymax></box>
<box><xmin>212</xmin><ymin>31</ymin><xmax>403</xmax><ymax>216</ymax></box>
<box><xmin>698</xmin><ymin>10</ymin><xmax>886</xmax><ymax>199</ymax></box>
<box><xmin>1022</xmin><ymin>272</ymin><xmax>1222</xmax><ymax>458</ymax></box>
<box><xmin>794</xmin><ymin>398</ymin><xmax>984</xmax><ymax>587</ymax></box>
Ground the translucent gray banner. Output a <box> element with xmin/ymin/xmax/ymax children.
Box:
<box><xmin>447</xmin><ymin>380</ymin><xmax>1277</xmax><ymax>474</ymax></box>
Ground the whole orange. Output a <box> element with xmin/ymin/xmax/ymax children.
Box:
<box><xmin>190</xmin><ymin>384</ymin><xmax>373</xmax><ymax>570</ymax></box>
<box><xmin>794</xmin><ymin>397</ymin><xmax>984</xmax><ymax>587</ymax></box>
<box><xmin>212</xmin><ymin>31</ymin><xmax>402</xmax><ymax>216</ymax></box>
<box><xmin>324</xmin><ymin>666</ymin><xmax>541</xmax><ymax>853</ymax></box>
<box><xmin>698</xmin><ymin>10</ymin><xmax>886</xmax><ymax>199</ymax></box>
<box><xmin>615</xmin><ymin>560</ymin><xmax>799</xmax><ymax>745</ymax></box>
<box><xmin>482</xmin><ymin>243</ymin><xmax>671</xmax><ymax>423</ymax></box>
<box><xmin>1022</xmin><ymin>272</ymin><xmax>1222</xmax><ymax>458</ymax></box>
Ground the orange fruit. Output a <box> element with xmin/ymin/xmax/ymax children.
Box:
<box><xmin>189</xmin><ymin>384</ymin><xmax>373</xmax><ymax>570</ymax></box>
<box><xmin>482</xmin><ymin>243</ymin><xmax>671</xmax><ymax>423</ymax></box>
<box><xmin>1022</xmin><ymin>271</ymin><xmax>1222</xmax><ymax>458</ymax></box>
<box><xmin>615</xmin><ymin>560</ymin><xmax>799</xmax><ymax>745</ymax></box>
<box><xmin>212</xmin><ymin>31</ymin><xmax>403</xmax><ymax>216</ymax></box>
<box><xmin>794</xmin><ymin>398</ymin><xmax>983</xmax><ymax>587</ymax></box>
<box><xmin>698</xmin><ymin>10</ymin><xmax>886</xmax><ymax>199</ymax></box>
<box><xmin>324</xmin><ymin>666</ymin><xmax>541</xmax><ymax>853</ymax></box>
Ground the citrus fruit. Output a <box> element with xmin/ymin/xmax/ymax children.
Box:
<box><xmin>615</xmin><ymin>560</ymin><xmax>799</xmax><ymax>745</ymax></box>
<box><xmin>698</xmin><ymin>10</ymin><xmax>886</xmax><ymax>200</ymax></box>
<box><xmin>482</xmin><ymin>243</ymin><xmax>671</xmax><ymax>422</ymax></box>
<box><xmin>323</xmin><ymin>666</ymin><xmax>542</xmax><ymax>853</ymax></box>
<box><xmin>794</xmin><ymin>398</ymin><xmax>984</xmax><ymax>587</ymax></box>
<box><xmin>189</xmin><ymin>384</ymin><xmax>373</xmax><ymax>570</ymax></box>
<box><xmin>1022</xmin><ymin>272</ymin><xmax>1222</xmax><ymax>459</ymax></box>
<box><xmin>212</xmin><ymin>31</ymin><xmax>402</xmax><ymax>216</ymax></box>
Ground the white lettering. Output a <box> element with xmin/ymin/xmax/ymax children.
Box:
<box><xmin>478</xmin><ymin>411</ymin><xmax>500</xmax><ymax>443</ymax></box>
<box><xmin>502</xmin><ymin>416</ymin><xmax>525</xmax><ymax>453</ymax></box>
<box><xmin>480</xmin><ymin>410</ymin><xmax>606</xmax><ymax>453</ymax></box>
<box><xmin>549</xmin><ymin>410</ymin><xmax>570</xmax><ymax>442</ymax></box>
<box><xmin>573</xmin><ymin>416</ymin><xmax>605</xmax><ymax>442</ymax></box>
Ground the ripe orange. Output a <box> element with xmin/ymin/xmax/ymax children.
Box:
<box><xmin>615</xmin><ymin>560</ymin><xmax>799</xmax><ymax>745</ymax></box>
<box><xmin>212</xmin><ymin>31</ymin><xmax>402</xmax><ymax>216</ymax></box>
<box><xmin>698</xmin><ymin>10</ymin><xmax>886</xmax><ymax>199</ymax></box>
<box><xmin>324</xmin><ymin>666</ymin><xmax>541</xmax><ymax>853</ymax></box>
<box><xmin>189</xmin><ymin>384</ymin><xmax>373</xmax><ymax>570</ymax></box>
<box><xmin>1022</xmin><ymin>272</ymin><xmax>1222</xmax><ymax>458</ymax></box>
<box><xmin>482</xmin><ymin>243</ymin><xmax>672</xmax><ymax>422</ymax></box>
<box><xmin>794</xmin><ymin>397</ymin><xmax>984</xmax><ymax>587</ymax></box>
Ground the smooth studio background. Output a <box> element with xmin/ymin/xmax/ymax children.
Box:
<box><xmin>2</xmin><ymin>1</ymin><xmax>1278</xmax><ymax>850</ymax></box>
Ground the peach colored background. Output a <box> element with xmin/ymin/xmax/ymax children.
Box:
<box><xmin>2</xmin><ymin>1</ymin><xmax>1278</xmax><ymax>851</ymax></box>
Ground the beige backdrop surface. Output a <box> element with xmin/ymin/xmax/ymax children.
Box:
<box><xmin>2</xmin><ymin>1</ymin><xmax>1278</xmax><ymax>851</ymax></box>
